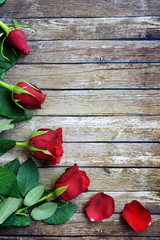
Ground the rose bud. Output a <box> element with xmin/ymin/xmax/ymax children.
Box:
<box><xmin>0</xmin><ymin>80</ymin><xmax>46</xmax><ymax>109</ymax></box>
<box><xmin>24</xmin><ymin>128</ymin><xmax>63</xmax><ymax>165</ymax></box>
<box><xmin>12</xmin><ymin>81</ymin><xmax>46</xmax><ymax>109</ymax></box>
<box><xmin>55</xmin><ymin>163</ymin><xmax>90</xmax><ymax>201</ymax></box>
<box><xmin>85</xmin><ymin>192</ymin><xmax>115</xmax><ymax>221</ymax></box>
<box><xmin>122</xmin><ymin>200</ymin><xmax>152</xmax><ymax>232</ymax></box>
<box><xmin>6</xmin><ymin>29</ymin><xmax>29</xmax><ymax>55</ymax></box>
<box><xmin>0</xmin><ymin>20</ymin><xmax>32</xmax><ymax>55</ymax></box>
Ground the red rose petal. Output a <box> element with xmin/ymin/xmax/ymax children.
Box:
<box><xmin>57</xmin><ymin>163</ymin><xmax>79</xmax><ymax>183</ymax></box>
<box><xmin>122</xmin><ymin>200</ymin><xmax>152</xmax><ymax>232</ymax></box>
<box><xmin>80</xmin><ymin>170</ymin><xmax>90</xmax><ymax>192</ymax></box>
<box><xmin>85</xmin><ymin>192</ymin><xmax>115</xmax><ymax>221</ymax></box>
<box><xmin>55</xmin><ymin>164</ymin><xmax>90</xmax><ymax>201</ymax></box>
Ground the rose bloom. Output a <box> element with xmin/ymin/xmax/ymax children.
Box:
<box><xmin>27</xmin><ymin>128</ymin><xmax>63</xmax><ymax>165</ymax></box>
<box><xmin>85</xmin><ymin>192</ymin><xmax>115</xmax><ymax>221</ymax></box>
<box><xmin>6</xmin><ymin>29</ymin><xmax>30</xmax><ymax>55</ymax></box>
<box><xmin>12</xmin><ymin>81</ymin><xmax>46</xmax><ymax>109</ymax></box>
<box><xmin>55</xmin><ymin>164</ymin><xmax>90</xmax><ymax>201</ymax></box>
<box><xmin>122</xmin><ymin>200</ymin><xmax>152</xmax><ymax>232</ymax></box>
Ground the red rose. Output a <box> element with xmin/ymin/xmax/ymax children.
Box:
<box><xmin>55</xmin><ymin>164</ymin><xmax>90</xmax><ymax>201</ymax></box>
<box><xmin>85</xmin><ymin>192</ymin><xmax>115</xmax><ymax>221</ymax></box>
<box><xmin>12</xmin><ymin>81</ymin><xmax>46</xmax><ymax>109</ymax></box>
<box><xmin>27</xmin><ymin>128</ymin><xmax>63</xmax><ymax>165</ymax></box>
<box><xmin>6</xmin><ymin>29</ymin><xmax>29</xmax><ymax>55</ymax></box>
<box><xmin>122</xmin><ymin>200</ymin><xmax>152</xmax><ymax>232</ymax></box>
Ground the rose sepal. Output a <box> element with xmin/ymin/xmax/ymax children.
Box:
<box><xmin>12</xmin><ymin>85</ymin><xmax>35</xmax><ymax>96</ymax></box>
<box><xmin>16</xmin><ymin>141</ymin><xmax>52</xmax><ymax>156</ymax></box>
<box><xmin>0</xmin><ymin>80</ymin><xmax>35</xmax><ymax>97</ymax></box>
<box><xmin>27</xmin><ymin>130</ymin><xmax>49</xmax><ymax>140</ymax></box>
<box><xmin>54</xmin><ymin>186</ymin><xmax>68</xmax><ymax>197</ymax></box>
<box><xmin>15</xmin><ymin>81</ymin><xmax>42</xmax><ymax>92</ymax></box>
<box><xmin>0</xmin><ymin>19</ymin><xmax>37</xmax><ymax>36</ymax></box>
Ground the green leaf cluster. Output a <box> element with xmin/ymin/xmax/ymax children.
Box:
<box><xmin>0</xmin><ymin>158</ymin><xmax>78</xmax><ymax>227</ymax></box>
<box><xmin>0</xmin><ymin>23</ymin><xmax>33</xmax><ymax>134</ymax></box>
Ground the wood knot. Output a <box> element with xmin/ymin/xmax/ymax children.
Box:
<box><xmin>104</xmin><ymin>168</ymin><xmax>111</xmax><ymax>174</ymax></box>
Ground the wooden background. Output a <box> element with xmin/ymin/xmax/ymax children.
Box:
<box><xmin>0</xmin><ymin>0</ymin><xmax>160</xmax><ymax>239</ymax></box>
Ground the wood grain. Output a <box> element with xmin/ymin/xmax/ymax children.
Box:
<box><xmin>0</xmin><ymin>214</ymin><xmax>159</xmax><ymax>237</ymax></box>
<box><xmin>21</xmin><ymin>90</ymin><xmax>160</xmax><ymax>115</ymax></box>
<box><xmin>1</xmin><ymin>116</ymin><xmax>160</xmax><ymax>142</ymax></box>
<box><xmin>0</xmin><ymin>142</ymin><xmax>160</xmax><ymax>167</ymax></box>
<box><xmin>5</xmin><ymin>63</ymin><xmax>160</xmax><ymax>89</ymax></box>
<box><xmin>0</xmin><ymin>0</ymin><xmax>160</xmax><ymax>17</ymax></box>
<box><xmin>2</xmin><ymin>17</ymin><xmax>160</xmax><ymax>40</ymax></box>
<box><xmin>0</xmin><ymin>0</ymin><xmax>160</xmax><ymax>238</ymax></box>
<box><xmin>38</xmin><ymin>167</ymin><xmax>160</xmax><ymax>191</ymax></box>
<box><xmin>19</xmin><ymin>40</ymin><xmax>160</xmax><ymax>63</ymax></box>
<box><xmin>2</xmin><ymin>238</ymin><xmax>160</xmax><ymax>240</ymax></box>
<box><xmin>66</xmin><ymin>191</ymin><xmax>160</xmax><ymax>214</ymax></box>
<box><xmin>1</xmin><ymin>238</ymin><xmax>160</xmax><ymax>240</ymax></box>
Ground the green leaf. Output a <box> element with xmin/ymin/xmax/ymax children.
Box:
<box><xmin>17</xmin><ymin>158</ymin><xmax>39</xmax><ymax>197</ymax></box>
<box><xmin>0</xmin><ymin>118</ymin><xmax>14</xmax><ymax>132</ymax></box>
<box><xmin>24</xmin><ymin>185</ymin><xmax>45</xmax><ymax>206</ymax></box>
<box><xmin>0</xmin><ymin>69</ymin><xmax>5</xmax><ymax>79</ymax></box>
<box><xmin>1</xmin><ymin>213</ymin><xmax>30</xmax><ymax>227</ymax></box>
<box><xmin>0</xmin><ymin>197</ymin><xmax>22</xmax><ymax>224</ymax></box>
<box><xmin>0</xmin><ymin>85</ymin><xmax>25</xmax><ymax>118</ymax></box>
<box><xmin>0</xmin><ymin>138</ymin><xmax>16</xmax><ymax>156</ymax></box>
<box><xmin>27</xmin><ymin>189</ymin><xmax>50</xmax><ymax>214</ymax></box>
<box><xmin>43</xmin><ymin>199</ymin><xmax>78</xmax><ymax>225</ymax></box>
<box><xmin>4</xmin><ymin>158</ymin><xmax>21</xmax><ymax>175</ymax></box>
<box><xmin>54</xmin><ymin>186</ymin><xmax>68</xmax><ymax>197</ymax></box>
<box><xmin>0</xmin><ymin>113</ymin><xmax>33</xmax><ymax>133</ymax></box>
<box><xmin>12</xmin><ymin>112</ymin><xmax>33</xmax><ymax>123</ymax></box>
<box><xmin>0</xmin><ymin>166</ymin><xmax>20</xmax><ymax>198</ymax></box>
<box><xmin>0</xmin><ymin>0</ymin><xmax>6</xmax><ymax>5</ymax></box>
<box><xmin>31</xmin><ymin>202</ymin><xmax>58</xmax><ymax>221</ymax></box>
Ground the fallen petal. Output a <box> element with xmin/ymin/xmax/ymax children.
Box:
<box><xmin>122</xmin><ymin>200</ymin><xmax>152</xmax><ymax>232</ymax></box>
<box><xmin>85</xmin><ymin>192</ymin><xmax>115</xmax><ymax>221</ymax></box>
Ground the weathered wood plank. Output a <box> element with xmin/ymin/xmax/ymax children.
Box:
<box><xmin>5</xmin><ymin>63</ymin><xmax>160</xmax><ymax>89</ymax></box>
<box><xmin>22</xmin><ymin>90</ymin><xmax>160</xmax><ymax>115</ymax></box>
<box><xmin>38</xmin><ymin>167</ymin><xmax>160</xmax><ymax>191</ymax></box>
<box><xmin>2</xmin><ymin>17</ymin><xmax>160</xmax><ymax>40</ymax></box>
<box><xmin>1</xmin><ymin>116</ymin><xmax>160</xmax><ymax>142</ymax></box>
<box><xmin>20</xmin><ymin>40</ymin><xmax>160</xmax><ymax>63</ymax></box>
<box><xmin>0</xmin><ymin>142</ymin><xmax>160</xmax><ymax>167</ymax></box>
<box><xmin>0</xmin><ymin>0</ymin><xmax>160</xmax><ymax>17</ymax></box>
<box><xmin>1</xmin><ymin>237</ymin><xmax>160</xmax><ymax>240</ymax></box>
<box><xmin>0</xmin><ymin>214</ymin><xmax>159</xmax><ymax>237</ymax></box>
<box><xmin>68</xmin><ymin>191</ymin><xmax>160</xmax><ymax>214</ymax></box>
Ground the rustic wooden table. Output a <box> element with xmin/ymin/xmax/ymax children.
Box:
<box><xmin>0</xmin><ymin>0</ymin><xmax>160</xmax><ymax>239</ymax></box>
